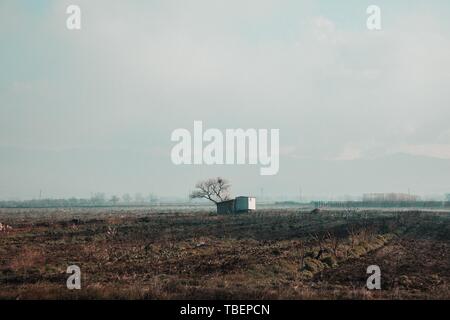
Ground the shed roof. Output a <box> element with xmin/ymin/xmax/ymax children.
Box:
<box><xmin>217</xmin><ymin>199</ymin><xmax>234</xmax><ymax>205</ymax></box>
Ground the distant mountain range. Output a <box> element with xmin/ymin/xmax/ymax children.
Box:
<box><xmin>0</xmin><ymin>146</ymin><xmax>449</xmax><ymax>200</ymax></box>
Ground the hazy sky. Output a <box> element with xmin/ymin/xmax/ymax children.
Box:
<box><xmin>1</xmin><ymin>0</ymin><xmax>450</xmax><ymax>200</ymax></box>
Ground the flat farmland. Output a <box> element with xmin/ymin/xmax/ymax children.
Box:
<box><xmin>0</xmin><ymin>208</ymin><xmax>449</xmax><ymax>299</ymax></box>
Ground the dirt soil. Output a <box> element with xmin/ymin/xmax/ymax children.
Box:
<box><xmin>0</xmin><ymin>208</ymin><xmax>448</xmax><ymax>299</ymax></box>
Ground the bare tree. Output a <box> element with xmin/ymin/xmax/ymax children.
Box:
<box><xmin>134</xmin><ymin>193</ymin><xmax>144</xmax><ymax>204</ymax></box>
<box><xmin>348</xmin><ymin>226</ymin><xmax>355</xmax><ymax>249</ymax></box>
<box><xmin>312</xmin><ymin>233</ymin><xmax>326</xmax><ymax>259</ymax></box>
<box><xmin>110</xmin><ymin>195</ymin><xmax>120</xmax><ymax>205</ymax></box>
<box><xmin>326</xmin><ymin>231</ymin><xmax>340</xmax><ymax>258</ymax></box>
<box><xmin>189</xmin><ymin>177</ymin><xmax>231</xmax><ymax>204</ymax></box>
<box><xmin>298</xmin><ymin>240</ymin><xmax>306</xmax><ymax>270</ymax></box>
<box><xmin>122</xmin><ymin>193</ymin><xmax>132</xmax><ymax>204</ymax></box>
<box><xmin>91</xmin><ymin>193</ymin><xmax>106</xmax><ymax>205</ymax></box>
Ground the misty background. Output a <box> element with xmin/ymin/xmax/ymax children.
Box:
<box><xmin>1</xmin><ymin>0</ymin><xmax>450</xmax><ymax>201</ymax></box>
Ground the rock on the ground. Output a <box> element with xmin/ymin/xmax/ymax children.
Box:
<box><xmin>0</xmin><ymin>222</ymin><xmax>13</xmax><ymax>232</ymax></box>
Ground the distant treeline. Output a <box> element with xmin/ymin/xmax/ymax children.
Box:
<box><xmin>312</xmin><ymin>201</ymin><xmax>450</xmax><ymax>209</ymax></box>
<box><xmin>1</xmin><ymin>199</ymin><xmax>449</xmax><ymax>209</ymax></box>
<box><xmin>0</xmin><ymin>196</ymin><xmax>160</xmax><ymax>208</ymax></box>
<box><xmin>0</xmin><ymin>192</ymin><xmax>168</xmax><ymax>208</ymax></box>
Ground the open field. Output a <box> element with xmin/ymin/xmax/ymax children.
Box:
<box><xmin>0</xmin><ymin>207</ymin><xmax>449</xmax><ymax>299</ymax></box>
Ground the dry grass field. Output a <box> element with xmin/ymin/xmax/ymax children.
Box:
<box><xmin>0</xmin><ymin>207</ymin><xmax>449</xmax><ymax>299</ymax></box>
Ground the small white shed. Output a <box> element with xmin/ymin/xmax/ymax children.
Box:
<box><xmin>216</xmin><ymin>196</ymin><xmax>256</xmax><ymax>214</ymax></box>
<box><xmin>233</xmin><ymin>196</ymin><xmax>256</xmax><ymax>213</ymax></box>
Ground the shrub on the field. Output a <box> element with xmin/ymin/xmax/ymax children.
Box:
<box><xmin>349</xmin><ymin>245</ymin><xmax>367</xmax><ymax>258</ymax></box>
<box><xmin>321</xmin><ymin>255</ymin><xmax>337</xmax><ymax>268</ymax></box>
<box><xmin>399</xmin><ymin>275</ymin><xmax>412</xmax><ymax>287</ymax></box>
<box><xmin>303</xmin><ymin>257</ymin><xmax>326</xmax><ymax>273</ymax></box>
<box><xmin>360</xmin><ymin>241</ymin><xmax>374</xmax><ymax>251</ymax></box>
<box><xmin>373</xmin><ymin>236</ymin><xmax>386</xmax><ymax>247</ymax></box>
<box><xmin>300</xmin><ymin>270</ymin><xmax>314</xmax><ymax>279</ymax></box>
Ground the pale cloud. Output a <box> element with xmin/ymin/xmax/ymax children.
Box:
<box><xmin>311</xmin><ymin>16</ymin><xmax>339</xmax><ymax>43</ymax></box>
<box><xmin>397</xmin><ymin>144</ymin><xmax>450</xmax><ymax>160</ymax></box>
<box><xmin>335</xmin><ymin>144</ymin><xmax>363</xmax><ymax>161</ymax></box>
